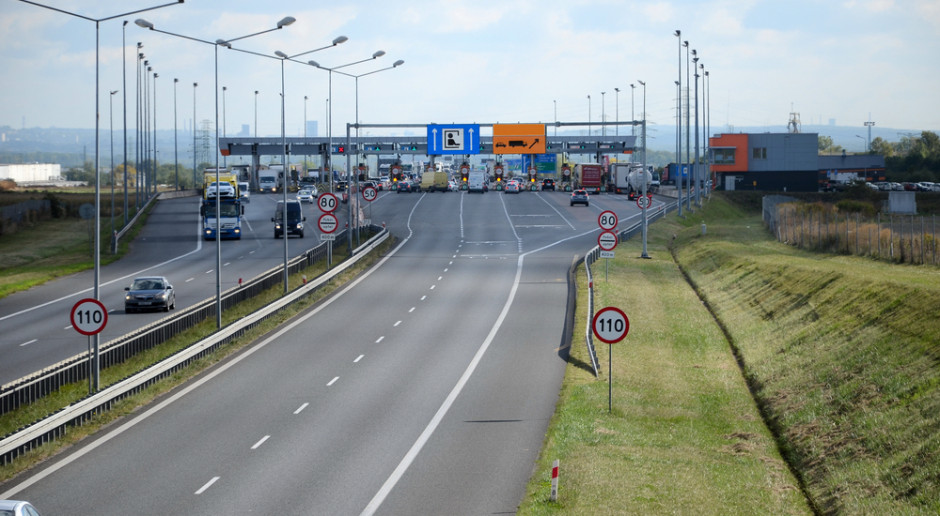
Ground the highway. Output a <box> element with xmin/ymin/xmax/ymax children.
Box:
<box><xmin>1</xmin><ymin>187</ymin><xmax>658</xmax><ymax>513</ymax></box>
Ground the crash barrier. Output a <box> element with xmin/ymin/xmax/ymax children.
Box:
<box><xmin>582</xmin><ymin>200</ymin><xmax>677</xmax><ymax>376</ymax></box>
<box><xmin>1</xmin><ymin>225</ymin><xmax>376</xmax><ymax>415</ymax></box>
<box><xmin>0</xmin><ymin>225</ymin><xmax>387</xmax><ymax>464</ymax></box>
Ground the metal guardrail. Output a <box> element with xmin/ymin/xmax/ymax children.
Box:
<box><xmin>582</xmin><ymin>200</ymin><xmax>677</xmax><ymax>377</ymax></box>
<box><xmin>0</xmin><ymin>226</ymin><xmax>387</xmax><ymax>465</ymax></box>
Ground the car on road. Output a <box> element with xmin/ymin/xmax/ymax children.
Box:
<box><xmin>273</xmin><ymin>199</ymin><xmax>306</xmax><ymax>238</ymax></box>
<box><xmin>125</xmin><ymin>276</ymin><xmax>175</xmax><ymax>313</ymax></box>
<box><xmin>542</xmin><ymin>178</ymin><xmax>555</xmax><ymax>191</ymax></box>
<box><xmin>397</xmin><ymin>180</ymin><xmax>414</xmax><ymax>193</ymax></box>
<box><xmin>296</xmin><ymin>188</ymin><xmax>317</xmax><ymax>203</ymax></box>
<box><xmin>570</xmin><ymin>189</ymin><xmax>589</xmax><ymax>206</ymax></box>
<box><xmin>206</xmin><ymin>181</ymin><xmax>235</xmax><ymax>198</ymax></box>
<box><xmin>238</xmin><ymin>181</ymin><xmax>250</xmax><ymax>202</ymax></box>
<box><xmin>505</xmin><ymin>180</ymin><xmax>520</xmax><ymax>193</ymax></box>
<box><xmin>0</xmin><ymin>500</ymin><xmax>42</xmax><ymax>516</ymax></box>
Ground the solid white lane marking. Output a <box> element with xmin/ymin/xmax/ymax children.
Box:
<box><xmin>251</xmin><ymin>435</ymin><xmax>270</xmax><ymax>450</ymax></box>
<box><xmin>195</xmin><ymin>476</ymin><xmax>219</xmax><ymax>495</ymax></box>
<box><xmin>327</xmin><ymin>377</ymin><xmax>339</xmax><ymax>387</ymax></box>
<box><xmin>294</xmin><ymin>403</ymin><xmax>309</xmax><ymax>415</ymax></box>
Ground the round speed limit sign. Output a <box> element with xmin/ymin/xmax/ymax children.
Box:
<box><xmin>318</xmin><ymin>192</ymin><xmax>339</xmax><ymax>213</ymax></box>
<box><xmin>598</xmin><ymin>210</ymin><xmax>618</xmax><ymax>231</ymax></box>
<box><xmin>361</xmin><ymin>185</ymin><xmax>377</xmax><ymax>202</ymax></box>
<box><xmin>636</xmin><ymin>195</ymin><xmax>652</xmax><ymax>209</ymax></box>
<box><xmin>71</xmin><ymin>298</ymin><xmax>108</xmax><ymax>336</ymax></box>
<box><xmin>592</xmin><ymin>306</ymin><xmax>629</xmax><ymax>344</ymax></box>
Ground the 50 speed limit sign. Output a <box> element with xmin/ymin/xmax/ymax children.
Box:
<box><xmin>318</xmin><ymin>192</ymin><xmax>339</xmax><ymax>213</ymax></box>
<box><xmin>361</xmin><ymin>185</ymin><xmax>377</xmax><ymax>202</ymax></box>
<box><xmin>592</xmin><ymin>306</ymin><xmax>629</xmax><ymax>344</ymax></box>
<box><xmin>71</xmin><ymin>298</ymin><xmax>108</xmax><ymax>336</ymax></box>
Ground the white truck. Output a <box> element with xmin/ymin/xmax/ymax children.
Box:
<box><xmin>259</xmin><ymin>166</ymin><xmax>280</xmax><ymax>193</ymax></box>
<box><xmin>467</xmin><ymin>170</ymin><xmax>487</xmax><ymax>193</ymax></box>
<box><xmin>626</xmin><ymin>165</ymin><xmax>653</xmax><ymax>200</ymax></box>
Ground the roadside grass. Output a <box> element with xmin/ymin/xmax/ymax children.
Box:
<box><xmin>520</xmin><ymin>193</ymin><xmax>939</xmax><ymax>515</ymax></box>
<box><xmin>0</xmin><ymin>207</ymin><xmax>147</xmax><ymax>298</ymax></box>
<box><xmin>0</xmin><ymin>236</ymin><xmax>394</xmax><ymax>483</ymax></box>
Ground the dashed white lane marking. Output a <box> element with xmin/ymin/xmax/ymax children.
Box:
<box><xmin>294</xmin><ymin>403</ymin><xmax>309</xmax><ymax>415</ymax></box>
<box><xmin>409</xmin><ymin>307</ymin><xmax>416</xmax><ymax>313</ymax></box>
<box><xmin>251</xmin><ymin>435</ymin><xmax>270</xmax><ymax>450</ymax></box>
<box><xmin>394</xmin><ymin>320</ymin><xmax>402</xmax><ymax>327</ymax></box>
<box><xmin>195</xmin><ymin>476</ymin><xmax>219</xmax><ymax>495</ymax></box>
<box><xmin>376</xmin><ymin>336</ymin><xmax>385</xmax><ymax>343</ymax></box>
<box><xmin>354</xmin><ymin>354</ymin><xmax>364</xmax><ymax>363</ymax></box>
<box><xmin>327</xmin><ymin>377</ymin><xmax>339</xmax><ymax>387</ymax></box>
<box><xmin>19</xmin><ymin>339</ymin><xmax>37</xmax><ymax>347</ymax></box>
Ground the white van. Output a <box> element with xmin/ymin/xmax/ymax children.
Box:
<box><xmin>468</xmin><ymin>171</ymin><xmax>487</xmax><ymax>193</ymax></box>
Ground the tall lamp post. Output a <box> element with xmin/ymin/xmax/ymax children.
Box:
<box><xmin>254</xmin><ymin>90</ymin><xmax>259</xmax><ymax>138</ymax></box>
<box><xmin>307</xmin><ymin>50</ymin><xmax>388</xmax><ymax>254</ymax></box>
<box><xmin>173</xmin><ymin>78</ymin><xmax>179</xmax><ymax>190</ymax></box>
<box><xmin>674</xmin><ymin>29</ymin><xmax>683</xmax><ymax>217</ymax></box>
<box><xmin>17</xmin><ymin>0</ymin><xmax>184</xmax><ymax>393</ymax></box>
<box><xmin>587</xmin><ymin>94</ymin><xmax>591</xmax><ymax>136</ymax></box>
<box><xmin>137</xmin><ymin>14</ymin><xmax>297</xmax><ymax>326</ymax></box>
<box><xmin>693</xmin><ymin>52</ymin><xmax>700</xmax><ymax>207</ymax></box>
<box><xmin>601</xmin><ymin>91</ymin><xmax>606</xmax><ymax>137</ymax></box>
<box><xmin>122</xmin><ymin>21</ymin><xmax>129</xmax><ymax>226</ymax></box>
<box><xmin>638</xmin><ymin>79</ymin><xmax>649</xmax><ymax>259</ymax></box>
<box><xmin>110</xmin><ymin>90</ymin><xmax>118</xmax><ymax>234</ymax></box>
<box><xmin>192</xmin><ymin>82</ymin><xmax>197</xmax><ymax>185</ymax></box>
<box><xmin>685</xmin><ymin>41</ymin><xmax>692</xmax><ymax>211</ymax></box>
<box><xmin>614</xmin><ymin>87</ymin><xmax>620</xmax><ymax>137</ymax></box>
<box><xmin>331</xmin><ymin>59</ymin><xmax>404</xmax><ymax>243</ymax></box>
<box><xmin>222</xmin><ymin>85</ymin><xmax>227</xmax><ymax>168</ymax></box>
<box><xmin>152</xmin><ymin>71</ymin><xmax>158</xmax><ymax>196</ymax></box>
<box><xmin>630</xmin><ymin>83</ymin><xmax>635</xmax><ymax>137</ymax></box>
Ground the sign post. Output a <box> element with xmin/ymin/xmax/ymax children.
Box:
<box><xmin>361</xmin><ymin>185</ymin><xmax>377</xmax><ymax>225</ymax></box>
<box><xmin>592</xmin><ymin>306</ymin><xmax>630</xmax><ymax>412</ymax></box>
<box><xmin>318</xmin><ymin>192</ymin><xmax>339</xmax><ymax>267</ymax></box>
<box><xmin>71</xmin><ymin>298</ymin><xmax>107</xmax><ymax>393</ymax></box>
<box><xmin>597</xmin><ymin>231</ymin><xmax>618</xmax><ymax>281</ymax></box>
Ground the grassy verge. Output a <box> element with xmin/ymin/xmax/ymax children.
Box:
<box><xmin>520</xmin><ymin>193</ymin><xmax>939</xmax><ymax>514</ymax></box>
<box><xmin>0</xmin><ymin>235</ymin><xmax>395</xmax><ymax>483</ymax></box>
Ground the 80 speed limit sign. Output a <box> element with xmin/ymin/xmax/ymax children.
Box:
<box><xmin>592</xmin><ymin>306</ymin><xmax>629</xmax><ymax>344</ymax></box>
<box><xmin>318</xmin><ymin>192</ymin><xmax>339</xmax><ymax>213</ymax></box>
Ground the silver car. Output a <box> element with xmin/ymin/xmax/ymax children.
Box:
<box><xmin>125</xmin><ymin>276</ymin><xmax>176</xmax><ymax>313</ymax></box>
<box><xmin>0</xmin><ymin>500</ymin><xmax>42</xmax><ymax>516</ymax></box>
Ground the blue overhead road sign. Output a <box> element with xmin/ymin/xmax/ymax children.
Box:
<box><xmin>427</xmin><ymin>124</ymin><xmax>480</xmax><ymax>155</ymax></box>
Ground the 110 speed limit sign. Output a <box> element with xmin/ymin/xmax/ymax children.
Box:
<box><xmin>71</xmin><ymin>298</ymin><xmax>108</xmax><ymax>336</ymax></box>
<box><xmin>592</xmin><ymin>306</ymin><xmax>629</xmax><ymax>344</ymax></box>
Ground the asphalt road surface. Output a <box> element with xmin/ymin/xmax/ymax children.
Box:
<box><xmin>2</xmin><ymin>187</ymin><xmax>660</xmax><ymax>514</ymax></box>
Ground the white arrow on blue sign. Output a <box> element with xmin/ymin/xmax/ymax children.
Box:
<box><xmin>427</xmin><ymin>124</ymin><xmax>480</xmax><ymax>155</ymax></box>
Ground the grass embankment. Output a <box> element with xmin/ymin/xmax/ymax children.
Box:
<box><xmin>521</xmin><ymin>193</ymin><xmax>939</xmax><ymax>514</ymax></box>
<box><xmin>0</xmin><ymin>234</ymin><xmax>394</xmax><ymax>483</ymax></box>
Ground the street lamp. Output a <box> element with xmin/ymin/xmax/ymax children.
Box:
<box><xmin>630</xmin><ymin>83</ymin><xmax>635</xmax><ymax>137</ymax></box>
<box><xmin>307</xmin><ymin>49</ymin><xmax>388</xmax><ymax>254</ymax></box>
<box><xmin>308</xmin><ymin>48</ymin><xmax>385</xmax><ymax>191</ymax></box>
<box><xmin>675</xmin><ymin>29</ymin><xmax>683</xmax><ymax>217</ymax></box>
<box><xmin>254</xmin><ymin>90</ymin><xmax>259</xmax><ymax>138</ymax></box>
<box><xmin>17</xmin><ymin>0</ymin><xmax>184</xmax><ymax>394</ymax></box>
<box><xmin>587</xmin><ymin>94</ymin><xmax>591</xmax><ymax>136</ymax></box>
<box><xmin>222</xmin><ymin>85</ymin><xmax>227</xmax><ymax>168</ymax></box>
<box><xmin>152</xmin><ymin>71</ymin><xmax>158</xmax><ymax>197</ymax></box>
<box><xmin>553</xmin><ymin>99</ymin><xmax>557</xmax><ymax>137</ymax></box>
<box><xmin>637</xmin><ymin>79</ymin><xmax>649</xmax><ymax>259</ymax></box>
<box><xmin>331</xmin><ymin>59</ymin><xmax>404</xmax><ymax>243</ymax></box>
<box><xmin>110</xmin><ymin>90</ymin><xmax>118</xmax><ymax>234</ymax></box>
<box><xmin>693</xmin><ymin>52</ymin><xmax>701</xmax><ymax>206</ymax></box>
<box><xmin>122</xmin><ymin>21</ymin><xmax>129</xmax><ymax>226</ymax></box>
<box><xmin>136</xmin><ymin>14</ymin><xmax>297</xmax><ymax>325</ymax></box>
<box><xmin>173</xmin><ymin>78</ymin><xmax>179</xmax><ymax>191</ymax></box>
<box><xmin>614</xmin><ymin>87</ymin><xmax>620</xmax><ymax>137</ymax></box>
<box><xmin>192</xmin><ymin>82</ymin><xmax>197</xmax><ymax>185</ymax></box>
<box><xmin>601</xmin><ymin>91</ymin><xmax>606</xmax><ymax>137</ymax></box>
<box><xmin>685</xmin><ymin>41</ymin><xmax>692</xmax><ymax>211</ymax></box>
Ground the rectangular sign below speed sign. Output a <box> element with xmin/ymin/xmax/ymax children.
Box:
<box><xmin>600</xmin><ymin>250</ymin><xmax>615</xmax><ymax>258</ymax></box>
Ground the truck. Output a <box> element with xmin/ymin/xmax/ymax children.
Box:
<box><xmin>626</xmin><ymin>165</ymin><xmax>653</xmax><ymax>200</ymax></box>
<box><xmin>417</xmin><ymin>170</ymin><xmax>449</xmax><ymax>192</ymax></box>
<box><xmin>575</xmin><ymin>163</ymin><xmax>603</xmax><ymax>194</ymax></box>
<box><xmin>467</xmin><ymin>170</ymin><xmax>487</xmax><ymax>193</ymax></box>
<box><xmin>609</xmin><ymin>163</ymin><xmax>634</xmax><ymax>195</ymax></box>
<box><xmin>200</xmin><ymin>172</ymin><xmax>243</xmax><ymax>240</ymax></box>
<box><xmin>259</xmin><ymin>166</ymin><xmax>280</xmax><ymax>193</ymax></box>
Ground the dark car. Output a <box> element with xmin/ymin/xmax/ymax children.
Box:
<box><xmin>273</xmin><ymin>200</ymin><xmax>305</xmax><ymax>238</ymax></box>
<box><xmin>125</xmin><ymin>276</ymin><xmax>175</xmax><ymax>313</ymax></box>
<box><xmin>570</xmin><ymin>189</ymin><xmax>589</xmax><ymax>206</ymax></box>
<box><xmin>542</xmin><ymin>178</ymin><xmax>556</xmax><ymax>191</ymax></box>
<box><xmin>396</xmin><ymin>180</ymin><xmax>413</xmax><ymax>193</ymax></box>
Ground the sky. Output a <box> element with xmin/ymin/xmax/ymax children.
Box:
<box><xmin>1</xmin><ymin>0</ymin><xmax>939</xmax><ymax>149</ymax></box>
